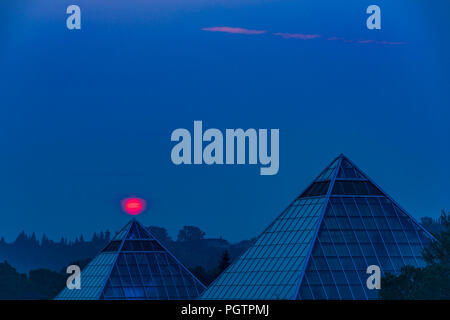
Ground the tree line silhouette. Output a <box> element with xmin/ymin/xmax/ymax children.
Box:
<box><xmin>0</xmin><ymin>225</ymin><xmax>253</xmax><ymax>299</ymax></box>
<box><xmin>0</xmin><ymin>216</ymin><xmax>446</xmax><ymax>299</ymax></box>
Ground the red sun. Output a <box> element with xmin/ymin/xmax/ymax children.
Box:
<box><xmin>122</xmin><ymin>197</ymin><xmax>146</xmax><ymax>215</ymax></box>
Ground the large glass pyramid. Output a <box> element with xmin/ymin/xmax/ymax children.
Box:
<box><xmin>56</xmin><ymin>219</ymin><xmax>206</xmax><ymax>300</ymax></box>
<box><xmin>200</xmin><ymin>154</ymin><xmax>435</xmax><ymax>300</ymax></box>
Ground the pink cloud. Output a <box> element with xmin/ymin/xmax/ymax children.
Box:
<box><xmin>273</xmin><ymin>32</ymin><xmax>320</xmax><ymax>40</ymax></box>
<box><xmin>358</xmin><ymin>39</ymin><xmax>375</xmax><ymax>44</ymax></box>
<box><xmin>202</xmin><ymin>27</ymin><xmax>266</xmax><ymax>35</ymax></box>
<box><xmin>376</xmin><ymin>40</ymin><xmax>406</xmax><ymax>45</ymax></box>
<box><xmin>326</xmin><ymin>36</ymin><xmax>406</xmax><ymax>45</ymax></box>
<box><xmin>201</xmin><ymin>26</ymin><xmax>405</xmax><ymax>46</ymax></box>
<box><xmin>327</xmin><ymin>37</ymin><xmax>344</xmax><ymax>41</ymax></box>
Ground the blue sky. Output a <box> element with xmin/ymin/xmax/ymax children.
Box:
<box><xmin>0</xmin><ymin>0</ymin><xmax>449</xmax><ymax>242</ymax></box>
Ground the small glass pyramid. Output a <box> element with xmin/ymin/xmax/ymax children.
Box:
<box><xmin>55</xmin><ymin>219</ymin><xmax>206</xmax><ymax>300</ymax></box>
<box><xmin>200</xmin><ymin>154</ymin><xmax>435</xmax><ymax>300</ymax></box>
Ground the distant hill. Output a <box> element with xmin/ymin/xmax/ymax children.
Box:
<box><xmin>0</xmin><ymin>231</ymin><xmax>110</xmax><ymax>273</ymax></box>
<box><xmin>0</xmin><ymin>216</ymin><xmax>440</xmax><ymax>276</ymax></box>
<box><xmin>0</xmin><ymin>225</ymin><xmax>253</xmax><ymax>276</ymax></box>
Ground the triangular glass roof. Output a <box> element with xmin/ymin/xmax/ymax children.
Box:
<box><xmin>56</xmin><ymin>219</ymin><xmax>206</xmax><ymax>300</ymax></box>
<box><xmin>200</xmin><ymin>154</ymin><xmax>435</xmax><ymax>300</ymax></box>
<box><xmin>336</xmin><ymin>158</ymin><xmax>366</xmax><ymax>179</ymax></box>
<box><xmin>315</xmin><ymin>156</ymin><xmax>340</xmax><ymax>181</ymax></box>
<box><xmin>126</xmin><ymin>221</ymin><xmax>154</xmax><ymax>240</ymax></box>
<box><xmin>111</xmin><ymin>220</ymin><xmax>133</xmax><ymax>241</ymax></box>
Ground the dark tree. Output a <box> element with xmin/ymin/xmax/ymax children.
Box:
<box><xmin>105</xmin><ymin>230</ymin><xmax>111</xmax><ymax>241</ymax></box>
<box><xmin>0</xmin><ymin>261</ymin><xmax>28</xmax><ymax>299</ymax></box>
<box><xmin>28</xmin><ymin>268</ymin><xmax>66</xmax><ymax>298</ymax></box>
<box><xmin>0</xmin><ymin>261</ymin><xmax>66</xmax><ymax>299</ymax></box>
<box><xmin>421</xmin><ymin>216</ymin><xmax>445</xmax><ymax>235</ymax></box>
<box><xmin>148</xmin><ymin>226</ymin><xmax>172</xmax><ymax>243</ymax></box>
<box><xmin>177</xmin><ymin>226</ymin><xmax>206</xmax><ymax>242</ymax></box>
<box><xmin>189</xmin><ymin>266</ymin><xmax>215</xmax><ymax>286</ymax></box>
<box><xmin>380</xmin><ymin>210</ymin><xmax>450</xmax><ymax>299</ymax></box>
<box><xmin>218</xmin><ymin>250</ymin><xmax>231</xmax><ymax>273</ymax></box>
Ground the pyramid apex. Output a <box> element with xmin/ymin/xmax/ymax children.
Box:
<box><xmin>55</xmin><ymin>216</ymin><xmax>206</xmax><ymax>300</ymax></box>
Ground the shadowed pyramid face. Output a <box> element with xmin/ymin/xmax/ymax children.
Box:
<box><xmin>55</xmin><ymin>219</ymin><xmax>206</xmax><ymax>300</ymax></box>
<box><xmin>200</xmin><ymin>154</ymin><xmax>434</xmax><ymax>300</ymax></box>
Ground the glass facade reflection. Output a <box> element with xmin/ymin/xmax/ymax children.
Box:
<box><xmin>201</xmin><ymin>154</ymin><xmax>434</xmax><ymax>300</ymax></box>
<box><xmin>297</xmin><ymin>197</ymin><xmax>430</xmax><ymax>300</ymax></box>
<box><xmin>56</xmin><ymin>219</ymin><xmax>206</xmax><ymax>300</ymax></box>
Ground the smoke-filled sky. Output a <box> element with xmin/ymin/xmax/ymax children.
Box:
<box><xmin>0</xmin><ymin>0</ymin><xmax>449</xmax><ymax>242</ymax></box>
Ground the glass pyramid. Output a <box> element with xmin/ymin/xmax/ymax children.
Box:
<box><xmin>55</xmin><ymin>219</ymin><xmax>206</xmax><ymax>300</ymax></box>
<box><xmin>200</xmin><ymin>154</ymin><xmax>435</xmax><ymax>300</ymax></box>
